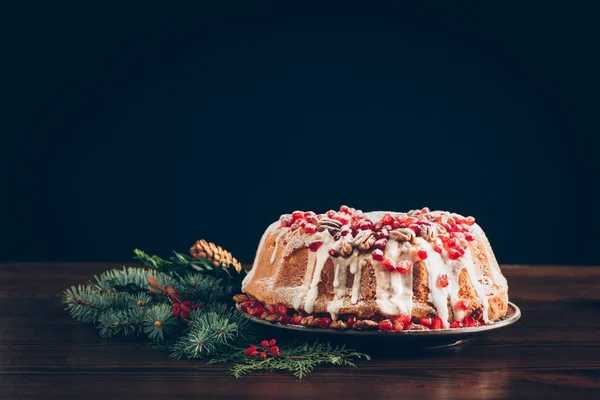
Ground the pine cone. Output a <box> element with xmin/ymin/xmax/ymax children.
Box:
<box><xmin>190</xmin><ymin>239</ymin><xmax>243</xmax><ymax>273</ymax></box>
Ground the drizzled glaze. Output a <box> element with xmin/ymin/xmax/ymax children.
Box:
<box><xmin>243</xmin><ymin>207</ymin><xmax>508</xmax><ymax>327</ymax></box>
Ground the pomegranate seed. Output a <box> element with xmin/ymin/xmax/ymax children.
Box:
<box><xmin>269</xmin><ymin>338</ymin><xmax>276</xmax><ymax>346</ymax></box>
<box><xmin>280</xmin><ymin>215</ymin><xmax>293</xmax><ymax>228</ymax></box>
<box><xmin>420</xmin><ymin>317</ymin><xmax>432</xmax><ymax>328</ymax></box>
<box><xmin>328</xmin><ymin>249</ymin><xmax>340</xmax><ymax>258</ymax></box>
<box><xmin>462</xmin><ymin>316</ymin><xmax>476</xmax><ymax>327</ymax></box>
<box><xmin>372</xmin><ymin>249</ymin><xmax>384</xmax><ymax>261</ymax></box>
<box><xmin>396</xmin><ymin>217</ymin><xmax>407</xmax><ymax>224</ymax></box>
<box><xmin>446</xmin><ymin>238</ymin><xmax>457</xmax><ymax>248</ymax></box>
<box><xmin>377</xmin><ymin>228</ymin><xmax>390</xmax><ymax>239</ymax></box>
<box><xmin>340</xmin><ymin>228</ymin><xmax>351</xmax><ymax>236</ymax></box>
<box><xmin>346</xmin><ymin>316</ymin><xmax>357</xmax><ymax>327</ymax></box>
<box><xmin>437</xmin><ymin>274</ymin><xmax>449</xmax><ymax>288</ymax></box>
<box><xmin>396</xmin><ymin>260</ymin><xmax>412</xmax><ymax>274</ymax></box>
<box><xmin>382</xmin><ymin>257</ymin><xmax>397</xmax><ymax>271</ymax></box>
<box><xmin>450</xmin><ymin>321</ymin><xmax>463</xmax><ymax>328</ymax></box>
<box><xmin>260</xmin><ymin>351</ymin><xmax>267</xmax><ymax>359</ymax></box>
<box><xmin>304</xmin><ymin>223</ymin><xmax>317</xmax><ymax>234</ymax></box>
<box><xmin>277</xmin><ymin>304</ymin><xmax>288</xmax><ymax>315</ymax></box>
<box><xmin>291</xmin><ymin>314</ymin><xmax>303</xmax><ymax>325</ymax></box>
<box><xmin>308</xmin><ymin>241</ymin><xmax>323</xmax><ymax>252</ymax></box>
<box><xmin>405</xmin><ymin>217</ymin><xmax>417</xmax><ymax>225</ymax></box>
<box><xmin>268</xmin><ymin>305</ymin><xmax>277</xmax><ymax>314</ymax></box>
<box><xmin>433</xmin><ymin>245</ymin><xmax>443</xmax><ymax>253</ymax></box>
<box><xmin>409</xmin><ymin>224</ymin><xmax>420</xmax><ymax>234</ymax></box>
<box><xmin>350</xmin><ymin>217</ymin><xmax>361</xmax><ymax>230</ymax></box>
<box><xmin>305</xmin><ymin>216</ymin><xmax>318</xmax><ymax>225</ymax></box>
<box><xmin>334</xmin><ymin>214</ymin><xmax>351</xmax><ymax>225</ymax></box>
<box><xmin>340</xmin><ymin>205</ymin><xmax>351</xmax><ymax>214</ymax></box>
<box><xmin>455</xmin><ymin>300</ymin><xmax>469</xmax><ymax>311</ymax></box>
<box><xmin>326</xmin><ymin>210</ymin><xmax>336</xmax><ymax>218</ymax></box>
<box><xmin>392</xmin><ymin>220</ymin><xmax>402</xmax><ymax>229</ymax></box>
<box><xmin>393</xmin><ymin>321</ymin><xmax>404</xmax><ymax>331</ymax></box>
<box><xmin>318</xmin><ymin>317</ymin><xmax>331</xmax><ymax>329</ymax></box>
<box><xmin>416</xmin><ymin>249</ymin><xmax>428</xmax><ymax>260</ymax></box>
<box><xmin>261</xmin><ymin>340</ymin><xmax>269</xmax><ymax>347</ymax></box>
<box><xmin>464</xmin><ymin>216</ymin><xmax>476</xmax><ymax>226</ymax></box>
<box><xmin>290</xmin><ymin>223</ymin><xmax>299</xmax><ymax>231</ymax></box>
<box><xmin>360</xmin><ymin>220</ymin><xmax>374</xmax><ymax>230</ymax></box>
<box><xmin>292</xmin><ymin>211</ymin><xmax>304</xmax><ymax>220</ymax></box>
<box><xmin>448</xmin><ymin>249</ymin><xmax>461</xmax><ymax>260</ymax></box>
<box><xmin>269</xmin><ymin>346</ymin><xmax>280</xmax><ymax>357</ymax></box>
<box><xmin>432</xmin><ymin>317</ymin><xmax>443</xmax><ymax>330</ymax></box>
<box><xmin>381</xmin><ymin>213</ymin><xmax>394</xmax><ymax>225</ymax></box>
<box><xmin>280</xmin><ymin>314</ymin><xmax>291</xmax><ymax>324</ymax></box>
<box><xmin>378</xmin><ymin>319</ymin><xmax>393</xmax><ymax>331</ymax></box>
<box><xmin>373</xmin><ymin>238</ymin><xmax>388</xmax><ymax>250</ymax></box>
<box><xmin>464</xmin><ymin>233</ymin><xmax>474</xmax><ymax>241</ymax></box>
<box><xmin>254</xmin><ymin>306</ymin><xmax>265</xmax><ymax>317</ymax></box>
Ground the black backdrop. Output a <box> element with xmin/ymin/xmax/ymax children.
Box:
<box><xmin>2</xmin><ymin>3</ymin><xmax>599</xmax><ymax>265</ymax></box>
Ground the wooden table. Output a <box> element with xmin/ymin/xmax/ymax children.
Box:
<box><xmin>1</xmin><ymin>263</ymin><xmax>599</xmax><ymax>399</ymax></box>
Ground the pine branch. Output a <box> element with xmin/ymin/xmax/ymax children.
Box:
<box><xmin>62</xmin><ymin>285</ymin><xmax>141</xmax><ymax>323</ymax></box>
<box><xmin>91</xmin><ymin>266</ymin><xmax>177</xmax><ymax>293</ymax></box>
<box><xmin>171</xmin><ymin>273</ymin><xmax>225</xmax><ymax>304</ymax></box>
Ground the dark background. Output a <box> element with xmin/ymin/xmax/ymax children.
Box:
<box><xmin>2</xmin><ymin>3</ymin><xmax>598</xmax><ymax>265</ymax></box>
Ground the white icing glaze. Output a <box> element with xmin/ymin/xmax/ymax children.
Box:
<box><xmin>270</xmin><ymin>228</ymin><xmax>287</xmax><ymax>264</ymax></box>
<box><xmin>350</xmin><ymin>253</ymin><xmax>362</xmax><ymax>304</ymax></box>
<box><xmin>303</xmin><ymin>233</ymin><xmax>334</xmax><ymax>314</ymax></box>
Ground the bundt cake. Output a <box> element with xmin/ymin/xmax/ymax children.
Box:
<box><xmin>235</xmin><ymin>206</ymin><xmax>509</xmax><ymax>331</ymax></box>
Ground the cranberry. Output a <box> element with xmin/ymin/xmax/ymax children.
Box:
<box><xmin>396</xmin><ymin>260</ymin><xmax>412</xmax><ymax>274</ymax></box>
<box><xmin>450</xmin><ymin>321</ymin><xmax>463</xmax><ymax>328</ymax></box>
<box><xmin>269</xmin><ymin>346</ymin><xmax>280</xmax><ymax>357</ymax></box>
<box><xmin>393</xmin><ymin>321</ymin><xmax>404</xmax><ymax>331</ymax></box>
<box><xmin>328</xmin><ymin>249</ymin><xmax>340</xmax><ymax>258</ymax></box>
<box><xmin>462</xmin><ymin>316</ymin><xmax>476</xmax><ymax>327</ymax></box>
<box><xmin>277</xmin><ymin>304</ymin><xmax>288</xmax><ymax>315</ymax></box>
<box><xmin>448</xmin><ymin>249</ymin><xmax>461</xmax><ymax>260</ymax></box>
<box><xmin>244</xmin><ymin>345</ymin><xmax>258</xmax><ymax>356</ymax></box>
<box><xmin>432</xmin><ymin>317</ymin><xmax>443</xmax><ymax>330</ymax></box>
<box><xmin>346</xmin><ymin>315</ymin><xmax>357</xmax><ymax>327</ymax></box>
<box><xmin>382</xmin><ymin>257</ymin><xmax>397</xmax><ymax>271</ymax></box>
<box><xmin>377</xmin><ymin>228</ymin><xmax>390</xmax><ymax>239</ymax></box>
<box><xmin>416</xmin><ymin>249</ymin><xmax>428</xmax><ymax>260</ymax></box>
<box><xmin>420</xmin><ymin>317</ymin><xmax>432</xmax><ymax>328</ymax></box>
<box><xmin>308</xmin><ymin>241</ymin><xmax>323</xmax><ymax>252</ymax></box>
<box><xmin>464</xmin><ymin>216</ymin><xmax>476</xmax><ymax>226</ymax></box>
<box><xmin>269</xmin><ymin>339</ymin><xmax>276</xmax><ymax>346</ymax></box>
<box><xmin>259</xmin><ymin>352</ymin><xmax>267</xmax><ymax>359</ymax></box>
<box><xmin>360</xmin><ymin>220</ymin><xmax>373</xmax><ymax>230</ymax></box>
<box><xmin>372</xmin><ymin>249</ymin><xmax>384</xmax><ymax>261</ymax></box>
<box><xmin>304</xmin><ymin>223</ymin><xmax>317</xmax><ymax>234</ymax></box>
<box><xmin>373</xmin><ymin>238</ymin><xmax>388</xmax><ymax>250</ymax></box>
<box><xmin>437</xmin><ymin>274</ymin><xmax>449</xmax><ymax>288</ymax></box>
<box><xmin>318</xmin><ymin>317</ymin><xmax>331</xmax><ymax>329</ymax></box>
<box><xmin>378</xmin><ymin>319</ymin><xmax>393</xmax><ymax>331</ymax></box>
<box><xmin>381</xmin><ymin>213</ymin><xmax>394</xmax><ymax>226</ymax></box>
<box><xmin>261</xmin><ymin>340</ymin><xmax>269</xmax><ymax>347</ymax></box>
<box><xmin>455</xmin><ymin>300</ymin><xmax>469</xmax><ymax>311</ymax></box>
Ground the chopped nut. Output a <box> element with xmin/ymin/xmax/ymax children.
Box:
<box><xmin>330</xmin><ymin>320</ymin><xmax>340</xmax><ymax>329</ymax></box>
<box><xmin>390</xmin><ymin>228</ymin><xmax>416</xmax><ymax>242</ymax></box>
<box><xmin>318</xmin><ymin>217</ymin><xmax>343</xmax><ymax>235</ymax></box>
<box><xmin>265</xmin><ymin>314</ymin><xmax>281</xmax><ymax>322</ymax></box>
<box><xmin>419</xmin><ymin>225</ymin><xmax>436</xmax><ymax>241</ymax></box>
<box><xmin>353</xmin><ymin>319</ymin><xmax>379</xmax><ymax>330</ymax></box>
<box><xmin>336</xmin><ymin>320</ymin><xmax>349</xmax><ymax>330</ymax></box>
<box><xmin>435</xmin><ymin>224</ymin><xmax>448</xmax><ymax>235</ymax></box>
<box><xmin>354</xmin><ymin>230</ymin><xmax>376</xmax><ymax>251</ymax></box>
<box><xmin>307</xmin><ymin>316</ymin><xmax>320</xmax><ymax>327</ymax></box>
<box><xmin>300</xmin><ymin>317</ymin><xmax>310</xmax><ymax>326</ymax></box>
<box><xmin>233</xmin><ymin>294</ymin><xmax>249</xmax><ymax>303</ymax></box>
<box><xmin>260</xmin><ymin>311</ymin><xmax>268</xmax><ymax>319</ymax></box>
<box><xmin>339</xmin><ymin>236</ymin><xmax>354</xmax><ymax>257</ymax></box>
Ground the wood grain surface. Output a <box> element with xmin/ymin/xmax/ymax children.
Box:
<box><xmin>1</xmin><ymin>263</ymin><xmax>599</xmax><ymax>400</ymax></box>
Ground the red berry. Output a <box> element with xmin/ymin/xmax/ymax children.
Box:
<box><xmin>420</xmin><ymin>317</ymin><xmax>432</xmax><ymax>328</ymax></box>
<box><xmin>416</xmin><ymin>249</ymin><xmax>428</xmax><ymax>260</ymax></box>
<box><xmin>446</xmin><ymin>238</ymin><xmax>457</xmax><ymax>248</ymax></box>
<box><xmin>260</xmin><ymin>352</ymin><xmax>267</xmax><ymax>359</ymax></box>
<box><xmin>396</xmin><ymin>315</ymin><xmax>411</xmax><ymax>327</ymax></box>
<box><xmin>455</xmin><ymin>299</ymin><xmax>469</xmax><ymax>311</ymax></box>
<box><xmin>318</xmin><ymin>317</ymin><xmax>331</xmax><ymax>329</ymax></box>
<box><xmin>261</xmin><ymin>340</ymin><xmax>269</xmax><ymax>347</ymax></box>
<box><xmin>376</xmin><ymin>228</ymin><xmax>389</xmax><ymax>239</ymax></box>
<box><xmin>450</xmin><ymin>321</ymin><xmax>463</xmax><ymax>328</ymax></box>
<box><xmin>464</xmin><ymin>233</ymin><xmax>474</xmax><ymax>241</ymax></box>
<box><xmin>464</xmin><ymin>216</ymin><xmax>476</xmax><ymax>226</ymax></box>
<box><xmin>250</xmin><ymin>350</ymin><xmax>259</xmax><ymax>357</ymax></box>
<box><xmin>382</xmin><ymin>257</ymin><xmax>397</xmax><ymax>271</ymax></box>
<box><xmin>308</xmin><ymin>241</ymin><xmax>323</xmax><ymax>252</ymax></box>
<box><xmin>381</xmin><ymin>213</ymin><xmax>394</xmax><ymax>225</ymax></box>
<box><xmin>280</xmin><ymin>215</ymin><xmax>293</xmax><ymax>228</ymax></box>
<box><xmin>396</xmin><ymin>260</ymin><xmax>412</xmax><ymax>274</ymax></box>
<box><xmin>253</xmin><ymin>306</ymin><xmax>265</xmax><ymax>317</ymax></box>
<box><xmin>432</xmin><ymin>317</ymin><xmax>443</xmax><ymax>330</ymax></box>
<box><xmin>304</xmin><ymin>211</ymin><xmax>316</xmax><ymax>218</ymax></box>
<box><xmin>340</xmin><ymin>205</ymin><xmax>351</xmax><ymax>214</ymax></box>
<box><xmin>269</xmin><ymin>338</ymin><xmax>276</xmax><ymax>346</ymax></box>
<box><xmin>328</xmin><ymin>249</ymin><xmax>340</xmax><ymax>258</ymax></box>
<box><xmin>334</xmin><ymin>214</ymin><xmax>351</xmax><ymax>225</ymax></box>
<box><xmin>291</xmin><ymin>314</ymin><xmax>303</xmax><ymax>325</ymax></box>
<box><xmin>373</xmin><ymin>238</ymin><xmax>388</xmax><ymax>250</ymax></box>
<box><xmin>462</xmin><ymin>316</ymin><xmax>476</xmax><ymax>327</ymax></box>
<box><xmin>277</xmin><ymin>304</ymin><xmax>288</xmax><ymax>315</ymax></box>
<box><xmin>292</xmin><ymin>211</ymin><xmax>304</xmax><ymax>220</ymax></box>
<box><xmin>433</xmin><ymin>245</ymin><xmax>443</xmax><ymax>253</ymax></box>
<box><xmin>378</xmin><ymin>319</ymin><xmax>393</xmax><ymax>331</ymax></box>
<box><xmin>346</xmin><ymin>316</ymin><xmax>357</xmax><ymax>327</ymax></box>
<box><xmin>280</xmin><ymin>314</ymin><xmax>291</xmax><ymax>324</ymax></box>
<box><xmin>360</xmin><ymin>219</ymin><xmax>374</xmax><ymax>230</ymax></box>
<box><xmin>408</xmin><ymin>224</ymin><xmax>420</xmax><ymax>234</ymax></box>
<box><xmin>244</xmin><ymin>345</ymin><xmax>258</xmax><ymax>356</ymax></box>
<box><xmin>372</xmin><ymin>249</ymin><xmax>384</xmax><ymax>261</ymax></box>
<box><xmin>269</xmin><ymin>346</ymin><xmax>280</xmax><ymax>357</ymax></box>
<box><xmin>393</xmin><ymin>321</ymin><xmax>404</xmax><ymax>331</ymax></box>
<box><xmin>437</xmin><ymin>274</ymin><xmax>449</xmax><ymax>288</ymax></box>
<box><xmin>448</xmin><ymin>249</ymin><xmax>461</xmax><ymax>260</ymax></box>
<box><xmin>304</xmin><ymin>223</ymin><xmax>317</xmax><ymax>234</ymax></box>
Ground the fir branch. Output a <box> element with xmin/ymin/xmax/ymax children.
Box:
<box><xmin>142</xmin><ymin>304</ymin><xmax>177</xmax><ymax>341</ymax></box>
<box><xmin>92</xmin><ymin>266</ymin><xmax>177</xmax><ymax>293</ymax></box>
<box><xmin>171</xmin><ymin>273</ymin><xmax>225</xmax><ymax>304</ymax></box>
<box><xmin>97</xmin><ymin>307</ymin><xmax>146</xmax><ymax>338</ymax></box>
<box><xmin>62</xmin><ymin>285</ymin><xmax>140</xmax><ymax>323</ymax></box>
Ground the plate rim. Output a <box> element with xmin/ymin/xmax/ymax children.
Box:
<box><xmin>237</xmin><ymin>302</ymin><xmax>521</xmax><ymax>336</ymax></box>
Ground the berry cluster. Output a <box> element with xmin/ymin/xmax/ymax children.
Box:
<box><xmin>244</xmin><ymin>338</ymin><xmax>280</xmax><ymax>359</ymax></box>
<box><xmin>431</xmin><ymin>213</ymin><xmax>475</xmax><ymax>260</ymax></box>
